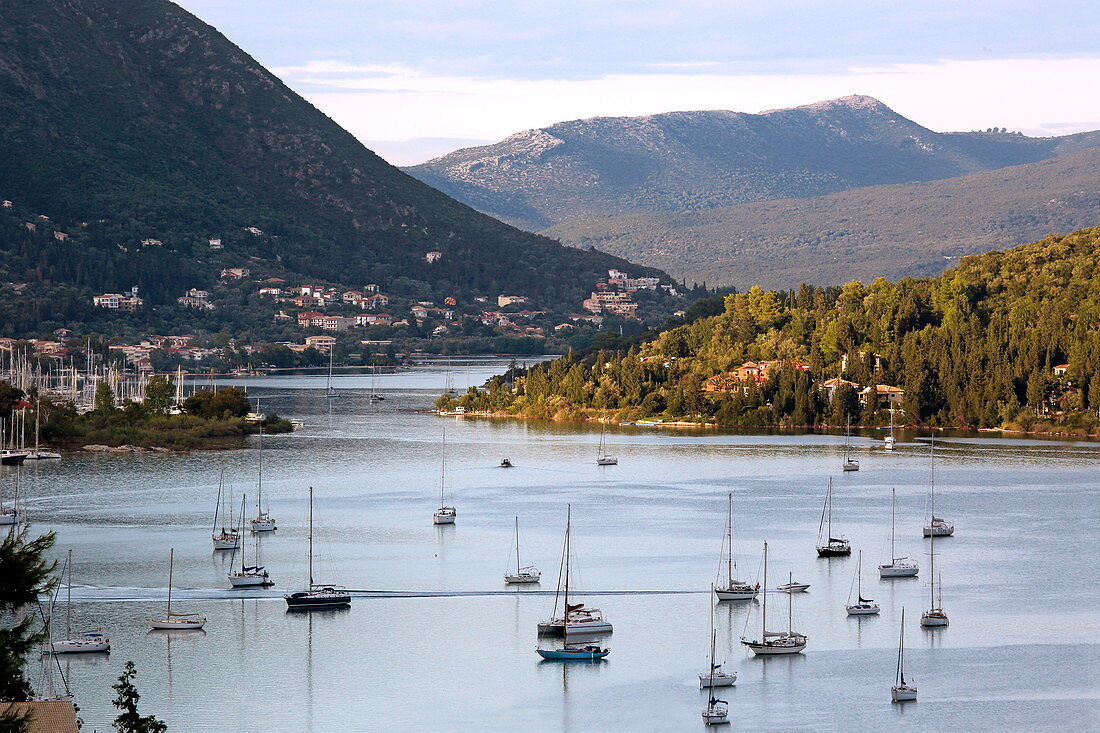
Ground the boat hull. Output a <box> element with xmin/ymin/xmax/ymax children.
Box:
<box><xmin>702</xmin><ymin>710</ymin><xmax>730</xmax><ymax>726</ymax></box>
<box><xmin>846</xmin><ymin>604</ymin><xmax>881</xmax><ymax>616</ymax></box>
<box><xmin>842</xmin><ymin>462</ymin><xmax>859</xmax><ymax>471</ymax></box>
<box><xmin>149</xmin><ymin>619</ymin><xmax>205</xmax><ymax>630</ymax></box>
<box><xmin>537</xmin><ymin>620</ymin><xmax>613</xmax><ymax>636</ymax></box>
<box><xmin>698</xmin><ymin>673</ymin><xmax>736</xmax><ymax>688</ymax></box>
<box><xmin>777</xmin><ymin>583</ymin><xmax>810</xmax><ymax>593</ymax></box>
<box><xmin>923</xmin><ymin>526</ymin><xmax>954</xmax><ymax>537</ymax></box>
<box><xmin>891</xmin><ymin>686</ymin><xmax>918</xmax><ymax>702</ymax></box>
<box><xmin>285</xmin><ymin>591</ymin><xmax>351</xmax><ymax>609</ymax></box>
<box><xmin>24</xmin><ymin>451</ymin><xmax>62</xmax><ymax>460</ymax></box>
<box><xmin>504</xmin><ymin>574</ymin><xmax>540</xmax><ymax>584</ymax></box>
<box><xmin>0</xmin><ymin>451</ymin><xmax>27</xmax><ymax>465</ymax></box>
<box><xmin>229</xmin><ymin>573</ymin><xmax>272</xmax><ymax>587</ymax></box>
<box><xmin>41</xmin><ymin>638</ymin><xmax>110</xmax><ymax>654</ymax></box>
<box><xmin>816</xmin><ymin>545</ymin><xmax>851</xmax><ymax>557</ymax></box>
<box><xmin>920</xmin><ymin>612</ymin><xmax>949</xmax><ymax>627</ymax></box>
<box><xmin>714</xmin><ymin>587</ymin><xmax>757</xmax><ymax>601</ymax></box>
<box><xmin>213</xmin><ymin>536</ymin><xmax>241</xmax><ymax>550</ymax></box>
<box><xmin>596</xmin><ymin>458</ymin><xmax>618</xmax><ymax>465</ymax></box>
<box><xmin>250</xmin><ymin>518</ymin><xmax>277</xmax><ymax>532</ymax></box>
<box><xmin>879</xmin><ymin>565</ymin><xmax>919</xmax><ymax>578</ymax></box>
<box><xmin>433</xmin><ymin>513</ymin><xmax>456</xmax><ymax>525</ymax></box>
<box><xmin>0</xmin><ymin>512</ymin><xmax>17</xmax><ymax>526</ymax></box>
<box><xmin>742</xmin><ymin>639</ymin><xmax>806</xmax><ymax>655</ymax></box>
<box><xmin>536</xmin><ymin>647</ymin><xmax>609</xmax><ymax>661</ymax></box>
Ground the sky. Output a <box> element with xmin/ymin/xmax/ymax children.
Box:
<box><xmin>176</xmin><ymin>1</ymin><xmax>1100</xmax><ymax>165</ymax></box>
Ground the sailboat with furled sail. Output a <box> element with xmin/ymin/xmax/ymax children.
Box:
<box><xmin>815</xmin><ymin>478</ymin><xmax>851</xmax><ymax>556</ymax></box>
<box><xmin>923</xmin><ymin>436</ymin><xmax>954</xmax><ymax>537</ymax></box>
<box><xmin>596</xmin><ymin>422</ymin><xmax>618</xmax><ymax>465</ymax></box>
<box><xmin>891</xmin><ymin>608</ymin><xmax>918</xmax><ymax>701</ymax></box>
<box><xmin>879</xmin><ymin>488</ymin><xmax>918</xmax><ymax>578</ymax></box>
<box><xmin>230</xmin><ymin>494</ymin><xmax>273</xmax><ymax>587</ymax></box>
<box><xmin>741</xmin><ymin>543</ymin><xmax>807</xmax><ymax>655</ymax></box>
<box><xmin>844</xmin><ymin>551</ymin><xmax>880</xmax><ymax>615</ymax></box>
<box><xmin>250</xmin><ymin>420</ymin><xmax>276</xmax><ymax>532</ymax></box>
<box><xmin>504</xmin><ymin>516</ymin><xmax>540</xmax><ymax>584</ymax></box>
<box><xmin>699</xmin><ymin>585</ymin><xmax>736</xmax><ymax>688</ymax></box>
<box><xmin>433</xmin><ymin>429</ymin><xmax>456</xmax><ymax>525</ymax></box>
<box><xmin>920</xmin><ymin>533</ymin><xmax>949</xmax><ymax>627</ymax></box>
<box><xmin>285</xmin><ymin>486</ymin><xmax>351</xmax><ymax>609</ymax></box>
<box><xmin>149</xmin><ymin>548</ymin><xmax>206</xmax><ymax>629</ymax></box>
<box><xmin>41</xmin><ymin>550</ymin><xmax>110</xmax><ymax>653</ymax></box>
<box><xmin>714</xmin><ymin>493</ymin><xmax>758</xmax><ymax>601</ymax></box>
<box><xmin>212</xmin><ymin>472</ymin><xmax>241</xmax><ymax>550</ymax></box>
<box><xmin>536</xmin><ymin>505</ymin><xmax>610</xmax><ymax>660</ymax></box>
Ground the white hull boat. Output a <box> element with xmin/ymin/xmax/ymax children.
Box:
<box><xmin>538</xmin><ymin>617</ymin><xmax>613</xmax><ymax>636</ymax></box>
<box><xmin>921</xmin><ymin>533</ymin><xmax>949</xmax><ymax>627</ymax></box>
<box><xmin>250</xmin><ymin>516</ymin><xmax>277</xmax><ymax>532</ymax></box>
<box><xmin>714</xmin><ymin>585</ymin><xmax>758</xmax><ymax>601</ymax></box>
<box><xmin>149</xmin><ymin>617</ymin><xmax>206</xmax><ymax>630</ymax></box>
<box><xmin>846</xmin><ymin>603</ymin><xmax>880</xmax><ymax>616</ymax></box>
<box><xmin>892</xmin><ymin>685</ymin><xmax>918</xmax><ymax>702</ymax></box>
<box><xmin>845</xmin><ymin>551</ymin><xmax>880</xmax><ymax>615</ymax></box>
<box><xmin>596</xmin><ymin>423</ymin><xmax>617</xmax><ymax>465</ymax></box>
<box><xmin>714</xmin><ymin>494</ymin><xmax>759</xmax><ymax>600</ymax></box>
<box><xmin>433</xmin><ymin>508</ymin><xmax>456</xmax><ymax>525</ymax></box>
<box><xmin>505</xmin><ymin>572</ymin><xmax>540</xmax><ymax>584</ymax></box>
<box><xmin>892</xmin><ymin>608</ymin><xmax>917</xmax><ymax>701</ymax></box>
<box><xmin>41</xmin><ymin>634</ymin><xmax>110</xmax><ymax>654</ymax></box>
<box><xmin>879</xmin><ymin>563</ymin><xmax>919</xmax><ymax>578</ymax></box>
<box><xmin>0</xmin><ymin>509</ymin><xmax>16</xmax><ymax>526</ymax></box>
<box><xmin>923</xmin><ymin>437</ymin><xmax>955</xmax><ymax>537</ymax></box>
<box><xmin>229</xmin><ymin>570</ymin><xmax>272</xmax><ymax>587</ymax></box>
<box><xmin>596</xmin><ymin>457</ymin><xmax>618</xmax><ymax>466</ymax></box>
<box><xmin>702</xmin><ymin>701</ymin><xmax>730</xmax><ymax>725</ymax></box>
<box><xmin>884</xmin><ymin>436</ymin><xmax>896</xmax><ymax>451</ymax></box>
<box><xmin>777</xmin><ymin>582</ymin><xmax>810</xmax><ymax>593</ymax></box>
<box><xmin>923</xmin><ymin>519</ymin><xmax>954</xmax><ymax>537</ymax></box>
<box><xmin>151</xmin><ymin>548</ymin><xmax>207</xmax><ymax>630</ymax></box>
<box><xmin>842</xmin><ymin>460</ymin><xmax>860</xmax><ymax>471</ymax></box>
<box><xmin>741</xmin><ymin>547</ymin><xmax>808</xmax><ymax>656</ymax></box>
<box><xmin>433</xmin><ymin>430</ymin><xmax>457</xmax><ymax>525</ymax></box>
<box><xmin>24</xmin><ymin>451</ymin><xmax>62</xmax><ymax>460</ymax></box>
<box><xmin>699</xmin><ymin>671</ymin><xmax>737</xmax><ymax>688</ymax></box>
<box><xmin>920</xmin><ymin>611</ymin><xmax>949</xmax><ymax>627</ymax></box>
<box><xmin>213</xmin><ymin>533</ymin><xmax>240</xmax><ymax>550</ymax></box>
<box><xmin>743</xmin><ymin>636</ymin><xmax>807</xmax><ymax>655</ymax></box>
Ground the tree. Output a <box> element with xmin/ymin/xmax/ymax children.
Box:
<box><xmin>0</xmin><ymin>527</ymin><xmax>57</xmax><ymax>704</ymax></box>
<box><xmin>143</xmin><ymin>375</ymin><xmax>173</xmax><ymax>415</ymax></box>
<box><xmin>94</xmin><ymin>381</ymin><xmax>115</xmax><ymax>413</ymax></box>
<box><xmin>112</xmin><ymin>661</ymin><xmax>168</xmax><ymax>733</ymax></box>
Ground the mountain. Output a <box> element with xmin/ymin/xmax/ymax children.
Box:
<box><xmin>544</xmin><ymin>146</ymin><xmax>1100</xmax><ymax>289</ymax></box>
<box><xmin>406</xmin><ymin>95</ymin><xmax>1100</xmax><ymax>233</ymax></box>
<box><xmin>0</xmin><ymin>0</ymin><xmax>667</xmax><ymax>326</ymax></box>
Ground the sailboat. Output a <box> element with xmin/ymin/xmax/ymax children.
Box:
<box><xmin>596</xmin><ymin>422</ymin><xmax>618</xmax><ymax>466</ymax></box>
<box><xmin>701</xmin><ymin>593</ymin><xmax>732</xmax><ymax>724</ymax></box>
<box><xmin>842</xmin><ymin>415</ymin><xmax>860</xmax><ymax>471</ymax></box>
<box><xmin>504</xmin><ymin>516</ymin><xmax>540</xmax><ymax>584</ymax></box>
<box><xmin>922</xmin><ymin>436</ymin><xmax>954</xmax><ymax>537</ymax></box>
<box><xmin>845</xmin><ymin>551</ymin><xmax>880</xmax><ymax>615</ymax></box>
<box><xmin>741</xmin><ymin>545</ymin><xmax>807</xmax><ymax>655</ymax></box>
<box><xmin>324</xmin><ymin>344</ymin><xmax>338</xmax><ymax>398</ymax></box>
<box><xmin>149</xmin><ymin>548</ymin><xmax>207</xmax><ymax>629</ymax></box>
<box><xmin>815</xmin><ymin>478</ymin><xmax>851</xmax><ymax>556</ymax></box>
<box><xmin>212</xmin><ymin>471</ymin><xmax>241</xmax><ymax>550</ymax></box>
<box><xmin>699</xmin><ymin>586</ymin><xmax>736</xmax><ymax>688</ymax></box>
<box><xmin>920</xmin><ymin>534</ymin><xmax>949</xmax><ymax>627</ymax></box>
<box><xmin>884</xmin><ymin>409</ymin><xmax>897</xmax><ymax>451</ymax></box>
<box><xmin>879</xmin><ymin>488</ymin><xmax>918</xmax><ymax>578</ymax></box>
<box><xmin>250</xmin><ymin>422</ymin><xmax>276</xmax><ymax>532</ymax></box>
<box><xmin>432</xmin><ymin>429</ymin><xmax>457</xmax><ymax>525</ymax></box>
<box><xmin>0</xmin><ymin>416</ymin><xmax>27</xmax><ymax>464</ymax></box>
<box><xmin>230</xmin><ymin>494</ymin><xmax>273</xmax><ymax>587</ymax></box>
<box><xmin>24</xmin><ymin>405</ymin><xmax>61</xmax><ymax>460</ymax></box>
<box><xmin>536</xmin><ymin>506</ymin><xmax>610</xmax><ymax>660</ymax></box>
<box><xmin>285</xmin><ymin>486</ymin><xmax>352</xmax><ymax>609</ymax></box>
<box><xmin>41</xmin><ymin>550</ymin><xmax>110</xmax><ymax>653</ymax></box>
<box><xmin>368</xmin><ymin>364</ymin><xmax>384</xmax><ymax>402</ymax></box>
<box><xmin>891</xmin><ymin>608</ymin><xmax>918</xmax><ymax>701</ymax></box>
<box><xmin>714</xmin><ymin>493</ymin><xmax>759</xmax><ymax>601</ymax></box>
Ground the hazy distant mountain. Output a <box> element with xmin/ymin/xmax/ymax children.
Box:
<box><xmin>405</xmin><ymin>96</ymin><xmax>1100</xmax><ymax>233</ymax></box>
<box><xmin>543</xmin><ymin>147</ymin><xmax>1100</xmax><ymax>290</ymax></box>
<box><xmin>0</xmin><ymin>0</ymin><xmax>664</xmax><ymax>317</ymax></box>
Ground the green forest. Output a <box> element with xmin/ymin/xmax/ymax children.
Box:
<box><xmin>437</xmin><ymin>227</ymin><xmax>1100</xmax><ymax>433</ymax></box>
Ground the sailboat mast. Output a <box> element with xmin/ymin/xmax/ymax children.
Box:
<box><xmin>439</xmin><ymin>429</ymin><xmax>447</xmax><ymax>508</ymax></box>
<box><xmin>897</xmin><ymin>608</ymin><xmax>906</xmax><ymax>685</ymax></box>
<box><xmin>166</xmin><ymin>548</ymin><xmax>174</xmax><ymax>615</ymax></box>
<box><xmin>239</xmin><ymin>494</ymin><xmax>248</xmax><ymax>572</ymax></box>
<box><xmin>213</xmin><ymin>471</ymin><xmax>223</xmax><ymax>537</ymax></box>
<box><xmin>65</xmin><ymin>549</ymin><xmax>72</xmax><ymax>639</ymax></box>
<box><xmin>890</xmin><ymin>488</ymin><xmax>896</xmax><ymax>561</ymax></box>
<box><xmin>929</xmin><ymin>436</ymin><xmax>936</xmax><ymax>518</ymax></box>
<box><xmin>929</xmin><ymin>534</ymin><xmax>935</xmax><ymax>608</ymax></box>
<box><xmin>787</xmin><ymin>570</ymin><xmax>793</xmax><ymax>634</ymax></box>
<box><xmin>563</xmin><ymin>505</ymin><xmax>571</xmax><ymax>634</ymax></box>
<box><xmin>308</xmin><ymin>486</ymin><xmax>314</xmax><ymax>588</ymax></box>
<box><xmin>726</xmin><ymin>493</ymin><xmax>733</xmax><ymax>585</ymax></box>
<box><xmin>827</xmin><ymin>478</ymin><xmax>833</xmax><ymax>539</ymax></box>
<box><xmin>761</xmin><ymin>541</ymin><xmax>768</xmax><ymax>637</ymax></box>
<box><xmin>856</xmin><ymin>552</ymin><xmax>862</xmax><ymax>599</ymax></box>
<box><xmin>515</xmin><ymin>517</ymin><xmax>521</xmax><ymax>574</ymax></box>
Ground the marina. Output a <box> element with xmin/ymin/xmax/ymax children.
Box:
<box><xmin>6</xmin><ymin>358</ymin><xmax>1099</xmax><ymax>731</ymax></box>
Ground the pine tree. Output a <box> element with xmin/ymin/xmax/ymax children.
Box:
<box><xmin>112</xmin><ymin>661</ymin><xmax>168</xmax><ymax>733</ymax></box>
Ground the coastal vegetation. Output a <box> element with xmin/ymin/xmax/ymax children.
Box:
<box><xmin>437</xmin><ymin>228</ymin><xmax>1100</xmax><ymax>433</ymax></box>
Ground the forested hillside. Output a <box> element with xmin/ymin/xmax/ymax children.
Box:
<box><xmin>0</xmin><ymin>0</ymin><xmax>665</xmax><ymax>328</ymax></box>
<box><xmin>440</xmin><ymin>228</ymin><xmax>1100</xmax><ymax>431</ymax></box>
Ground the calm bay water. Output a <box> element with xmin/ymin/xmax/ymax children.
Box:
<box><xmin>10</xmin><ymin>357</ymin><xmax>1100</xmax><ymax>731</ymax></box>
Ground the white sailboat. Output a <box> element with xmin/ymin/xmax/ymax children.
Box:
<box><xmin>536</xmin><ymin>505</ymin><xmax>610</xmax><ymax>660</ymax></box>
<box><xmin>701</xmin><ymin>592</ymin><xmax>732</xmax><ymax>724</ymax></box>
<box><xmin>596</xmin><ymin>422</ymin><xmax>617</xmax><ymax>465</ymax></box>
<box><xmin>845</xmin><ymin>551</ymin><xmax>880</xmax><ymax>615</ymax></box>
<box><xmin>842</xmin><ymin>415</ymin><xmax>860</xmax><ymax>471</ymax></box>
<box><xmin>879</xmin><ymin>488</ymin><xmax>918</xmax><ymax>578</ymax></box>
<box><xmin>884</xmin><ymin>409</ymin><xmax>897</xmax><ymax>451</ymax></box>
<box><xmin>41</xmin><ymin>550</ymin><xmax>110</xmax><ymax>653</ymax></box>
<box><xmin>714</xmin><ymin>493</ymin><xmax>759</xmax><ymax>600</ymax></box>
<box><xmin>149</xmin><ymin>548</ymin><xmax>207</xmax><ymax>629</ymax></box>
<box><xmin>285</xmin><ymin>486</ymin><xmax>352</xmax><ymax>609</ymax></box>
<box><xmin>891</xmin><ymin>608</ymin><xmax>918</xmax><ymax>701</ymax></box>
<box><xmin>250</xmin><ymin>421</ymin><xmax>276</xmax><ymax>532</ymax></box>
<box><xmin>922</xmin><ymin>436</ymin><xmax>954</xmax><ymax>537</ymax></box>
<box><xmin>920</xmin><ymin>534</ymin><xmax>949</xmax><ymax>627</ymax></box>
<box><xmin>504</xmin><ymin>516</ymin><xmax>540</xmax><ymax>584</ymax></box>
<box><xmin>324</xmin><ymin>344</ymin><xmax>338</xmax><ymax>399</ymax></box>
<box><xmin>741</xmin><ymin>545</ymin><xmax>807</xmax><ymax>655</ymax></box>
<box><xmin>432</xmin><ymin>429</ymin><xmax>457</xmax><ymax>525</ymax></box>
<box><xmin>24</xmin><ymin>405</ymin><xmax>61</xmax><ymax>460</ymax></box>
<box><xmin>212</xmin><ymin>471</ymin><xmax>241</xmax><ymax>550</ymax></box>
<box><xmin>815</xmin><ymin>478</ymin><xmax>851</xmax><ymax>557</ymax></box>
<box><xmin>230</xmin><ymin>494</ymin><xmax>273</xmax><ymax>587</ymax></box>
<box><xmin>699</xmin><ymin>586</ymin><xmax>737</xmax><ymax>689</ymax></box>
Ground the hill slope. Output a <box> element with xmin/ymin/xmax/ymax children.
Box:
<box><xmin>543</xmin><ymin>147</ymin><xmax>1100</xmax><ymax>289</ymax></box>
<box><xmin>0</xmin><ymin>0</ymin><xmax>665</xmax><ymax>318</ymax></box>
<box><xmin>406</xmin><ymin>96</ymin><xmax>1100</xmax><ymax>232</ymax></box>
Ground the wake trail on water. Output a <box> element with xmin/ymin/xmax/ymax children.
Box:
<box><xmin>69</xmin><ymin>587</ymin><xmax>703</xmax><ymax>602</ymax></box>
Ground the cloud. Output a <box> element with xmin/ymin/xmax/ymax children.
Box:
<box><xmin>279</xmin><ymin>55</ymin><xmax>1100</xmax><ymax>160</ymax></box>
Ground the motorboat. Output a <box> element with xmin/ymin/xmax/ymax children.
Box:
<box><xmin>777</xmin><ymin>581</ymin><xmax>810</xmax><ymax>593</ymax></box>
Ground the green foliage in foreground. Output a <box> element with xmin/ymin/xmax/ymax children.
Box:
<box><xmin>0</xmin><ymin>528</ymin><xmax>57</xmax><ymax>705</ymax></box>
<box><xmin>112</xmin><ymin>661</ymin><xmax>167</xmax><ymax>733</ymax></box>
<box><xmin>439</xmin><ymin>228</ymin><xmax>1100</xmax><ymax>431</ymax></box>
